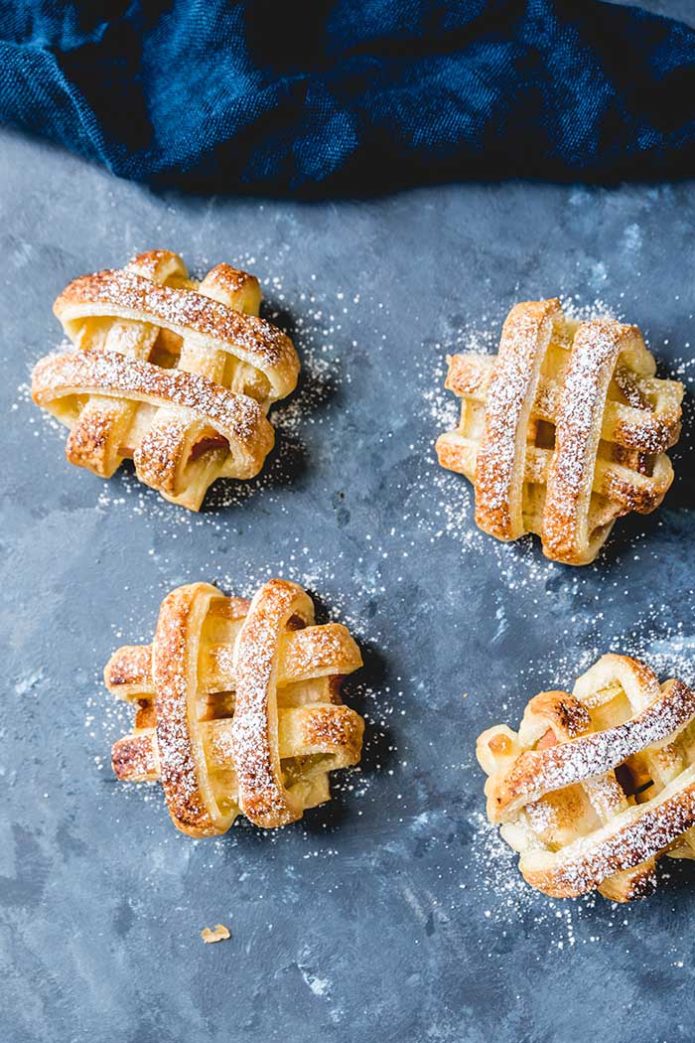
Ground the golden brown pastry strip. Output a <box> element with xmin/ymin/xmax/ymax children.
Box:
<box><xmin>477</xmin><ymin>654</ymin><xmax>695</xmax><ymax>902</ymax></box>
<box><xmin>31</xmin><ymin>250</ymin><xmax>300</xmax><ymax>509</ymax></box>
<box><xmin>436</xmin><ymin>299</ymin><xmax>683</xmax><ymax>564</ymax></box>
<box><xmin>105</xmin><ymin>580</ymin><xmax>365</xmax><ymax>838</ymax></box>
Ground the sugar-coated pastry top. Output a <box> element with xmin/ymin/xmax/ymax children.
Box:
<box><xmin>436</xmin><ymin>299</ymin><xmax>683</xmax><ymax>564</ymax></box>
<box><xmin>32</xmin><ymin>249</ymin><xmax>300</xmax><ymax>510</ymax></box>
<box><xmin>105</xmin><ymin>578</ymin><xmax>365</xmax><ymax>837</ymax></box>
<box><xmin>477</xmin><ymin>654</ymin><xmax>695</xmax><ymax>901</ymax></box>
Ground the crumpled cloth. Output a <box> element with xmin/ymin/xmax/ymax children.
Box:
<box><xmin>0</xmin><ymin>0</ymin><xmax>693</xmax><ymax>195</ymax></box>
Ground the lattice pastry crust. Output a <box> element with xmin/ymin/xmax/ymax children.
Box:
<box><xmin>436</xmin><ymin>299</ymin><xmax>683</xmax><ymax>565</ymax></box>
<box><xmin>32</xmin><ymin>250</ymin><xmax>300</xmax><ymax>510</ymax></box>
<box><xmin>105</xmin><ymin>579</ymin><xmax>365</xmax><ymax>837</ymax></box>
<box><xmin>477</xmin><ymin>654</ymin><xmax>695</xmax><ymax>901</ymax></box>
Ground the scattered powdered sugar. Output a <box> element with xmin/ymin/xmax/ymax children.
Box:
<box><xmin>418</xmin><ymin>292</ymin><xmax>695</xmax><ymax>593</ymax></box>
<box><xmin>35</xmin><ymin>349</ymin><xmax>267</xmax><ymax>445</ymax></box>
<box><xmin>543</xmin><ymin>321</ymin><xmax>618</xmax><ymax>538</ymax></box>
<box><xmin>30</xmin><ymin>261</ymin><xmax>360</xmax><ymax>526</ymax></box>
<box><xmin>499</xmin><ymin>679</ymin><xmax>695</xmax><ymax>809</ymax></box>
<box><xmin>433</xmin><ymin>288</ymin><xmax>695</xmax><ymax>939</ymax></box>
<box><xmin>61</xmin><ymin>267</ymin><xmax>294</xmax><ymax>369</ymax></box>
<box><xmin>88</xmin><ymin>545</ymin><xmax>397</xmax><ymax>839</ymax></box>
<box><xmin>18</xmin><ymin>260</ymin><xmax>695</xmax><ymax>948</ymax></box>
<box><xmin>519</xmin><ymin>603</ymin><xmax>695</xmax><ymax>696</ymax></box>
<box><xmin>467</xmin><ymin>611</ymin><xmax>695</xmax><ymax>945</ymax></box>
<box><xmin>461</xmin><ymin>809</ymin><xmax>624</xmax><ymax>952</ymax></box>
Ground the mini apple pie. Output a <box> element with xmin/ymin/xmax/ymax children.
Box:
<box><xmin>105</xmin><ymin>578</ymin><xmax>365</xmax><ymax>837</ymax></box>
<box><xmin>436</xmin><ymin>299</ymin><xmax>683</xmax><ymax>565</ymax></box>
<box><xmin>477</xmin><ymin>654</ymin><xmax>695</xmax><ymax>901</ymax></box>
<box><xmin>32</xmin><ymin>250</ymin><xmax>300</xmax><ymax>510</ymax></box>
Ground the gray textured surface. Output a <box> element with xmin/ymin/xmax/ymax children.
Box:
<box><xmin>610</xmin><ymin>0</ymin><xmax>695</xmax><ymax>26</ymax></box>
<box><xmin>1</xmin><ymin>125</ymin><xmax>694</xmax><ymax>1043</ymax></box>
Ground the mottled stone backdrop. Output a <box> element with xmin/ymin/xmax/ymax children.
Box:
<box><xmin>1</xmin><ymin>122</ymin><xmax>693</xmax><ymax>1042</ymax></box>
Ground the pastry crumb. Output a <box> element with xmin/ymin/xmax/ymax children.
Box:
<box><xmin>200</xmin><ymin>923</ymin><xmax>231</xmax><ymax>944</ymax></box>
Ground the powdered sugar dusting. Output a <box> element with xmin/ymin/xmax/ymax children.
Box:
<box><xmin>499</xmin><ymin>679</ymin><xmax>695</xmax><ymax>812</ymax></box>
<box><xmin>474</xmin><ymin>302</ymin><xmax>556</xmax><ymax>526</ymax></box>
<box><xmin>434</xmin><ymin>298</ymin><xmax>684</xmax><ymax>565</ymax></box>
<box><xmin>231</xmin><ymin>581</ymin><xmax>310</xmax><ymax>826</ymax></box>
<box><xmin>21</xmin><ymin>262</ymin><xmax>692</xmax><ymax>950</ymax></box>
<box><xmin>107</xmin><ymin>577</ymin><xmax>368</xmax><ymax>833</ymax></box>
<box><xmin>418</xmin><ymin>292</ymin><xmax>694</xmax><ymax>593</ymax></box>
<box><xmin>35</xmin><ymin>349</ymin><xmax>269</xmax><ymax>448</ymax></box>
<box><xmin>59</xmin><ymin>267</ymin><xmax>296</xmax><ymax>372</ymax></box>
<box><xmin>469</xmin><ymin>608</ymin><xmax>695</xmax><ymax>924</ymax></box>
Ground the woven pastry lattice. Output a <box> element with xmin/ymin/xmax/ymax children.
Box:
<box><xmin>32</xmin><ymin>250</ymin><xmax>300</xmax><ymax>509</ymax></box>
<box><xmin>105</xmin><ymin>579</ymin><xmax>364</xmax><ymax>837</ymax></box>
<box><xmin>478</xmin><ymin>654</ymin><xmax>695</xmax><ymax>901</ymax></box>
<box><xmin>436</xmin><ymin>299</ymin><xmax>683</xmax><ymax>564</ymax></box>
